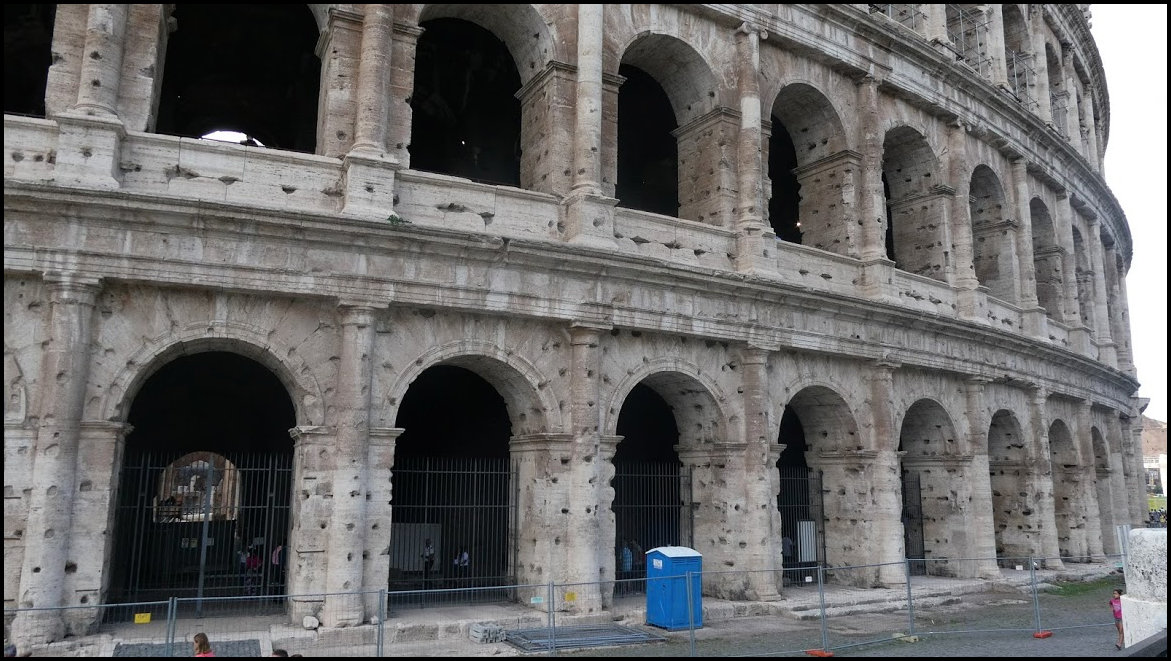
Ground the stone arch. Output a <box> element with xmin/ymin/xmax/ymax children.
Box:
<box><xmin>1091</xmin><ymin>426</ymin><xmax>1109</xmax><ymax>469</ymax></box>
<box><xmin>388</xmin><ymin>340</ymin><xmax>561</xmax><ymax>438</ymax></box>
<box><xmin>604</xmin><ymin>358</ymin><xmax>729</xmax><ymax>448</ymax></box>
<box><xmin>1048</xmin><ymin>418</ymin><xmax>1086</xmax><ymax>559</ymax></box>
<box><xmin>99</xmin><ymin>321</ymin><xmax>324</xmax><ymax>427</ymax></box>
<box><xmin>1030</xmin><ymin>197</ymin><xmax>1064</xmax><ymax>319</ymax></box>
<box><xmin>882</xmin><ymin>125</ymin><xmax>948</xmax><ymax>279</ymax></box>
<box><xmin>987</xmin><ymin>409</ymin><xmax>1026</xmax><ymax>462</ymax></box>
<box><xmin>988</xmin><ymin>409</ymin><xmax>1030</xmax><ymax>563</ymax></box>
<box><xmin>1048</xmin><ymin>418</ymin><xmax>1079</xmax><ymax>467</ymax></box>
<box><xmin>411</xmin><ymin>4</ymin><xmax>558</xmax><ymax>87</ymax></box>
<box><xmin>781</xmin><ymin>384</ymin><xmax>860</xmax><ymax>455</ymax></box>
<box><xmin>897</xmin><ymin>398</ymin><xmax>960</xmax><ymax>458</ymax></box>
<box><xmin>969</xmin><ymin>164</ymin><xmax>1016</xmax><ymax>303</ymax></box>
<box><xmin>617</xmin><ymin>32</ymin><xmax>720</xmax><ymax>128</ymax></box>
<box><xmin>768</xmin><ymin>82</ymin><xmax>852</xmax><ymax>251</ymax></box>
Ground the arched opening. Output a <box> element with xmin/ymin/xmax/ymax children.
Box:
<box><xmin>391</xmin><ymin>364</ymin><xmax>513</xmax><ymax>603</ymax></box>
<box><xmin>409</xmin><ymin>18</ymin><xmax>522</xmax><ymax>186</ymax></box>
<box><xmin>4</xmin><ymin>4</ymin><xmax>55</xmax><ymax>117</ymax></box>
<box><xmin>156</xmin><ymin>4</ymin><xmax>320</xmax><ymax>152</ymax></box>
<box><xmin>775</xmin><ymin>406</ymin><xmax>820</xmax><ymax>582</ymax></box>
<box><xmin>612</xmin><ymin>383</ymin><xmax>685</xmax><ymax>597</ymax></box>
<box><xmin>1091</xmin><ymin>425</ymin><xmax>1118</xmax><ymax>552</ymax></box>
<box><xmin>898</xmin><ymin>398</ymin><xmax>961</xmax><ymax>575</ymax></box>
<box><xmin>1002</xmin><ymin>5</ymin><xmax>1033</xmax><ymax>103</ymax></box>
<box><xmin>616</xmin><ymin>64</ymin><xmax>679</xmax><ymax>217</ymax></box>
<box><xmin>1030</xmin><ymin>198</ymin><xmax>1064</xmax><ymax>320</ymax></box>
<box><xmin>882</xmin><ymin>127</ymin><xmax>945</xmax><ymax>281</ymax></box>
<box><xmin>109</xmin><ymin>351</ymin><xmax>296</xmax><ymax>610</ymax></box>
<box><xmin>1048</xmin><ymin>419</ymin><xmax>1086</xmax><ymax>561</ymax></box>
<box><xmin>969</xmin><ymin>165</ymin><xmax>1016</xmax><ymax>302</ymax></box>
<box><xmin>987</xmin><ymin>409</ymin><xmax>1031</xmax><ymax>565</ymax></box>
<box><xmin>768</xmin><ymin>119</ymin><xmax>801</xmax><ymax>243</ymax></box>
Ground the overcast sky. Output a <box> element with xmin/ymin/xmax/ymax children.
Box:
<box><xmin>1089</xmin><ymin>4</ymin><xmax>1167</xmax><ymax>422</ymax></box>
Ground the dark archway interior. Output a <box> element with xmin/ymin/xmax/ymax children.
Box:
<box><xmin>156</xmin><ymin>4</ymin><xmax>320</xmax><ymax>151</ymax></box>
<box><xmin>410</xmin><ymin>18</ymin><xmax>522</xmax><ymax>186</ymax></box>
<box><xmin>127</xmin><ymin>351</ymin><xmax>296</xmax><ymax>454</ymax></box>
<box><xmin>776</xmin><ymin>408</ymin><xmax>808</xmax><ymax>468</ymax></box>
<box><xmin>616</xmin><ymin>64</ymin><xmax>679</xmax><ymax>217</ymax></box>
<box><xmin>613</xmin><ymin>383</ymin><xmax>682</xmax><ymax>591</ymax></box>
<box><xmin>112</xmin><ymin>351</ymin><xmax>296</xmax><ymax>604</ymax></box>
<box><xmin>882</xmin><ymin>173</ymin><xmax>897</xmax><ymax>264</ymax></box>
<box><xmin>776</xmin><ymin>408</ymin><xmax>820</xmax><ymax>569</ymax></box>
<box><xmin>769</xmin><ymin>119</ymin><xmax>803</xmax><ymax>243</ymax></box>
<box><xmin>4</xmin><ymin>4</ymin><xmax>55</xmax><ymax>117</ymax></box>
<box><xmin>390</xmin><ymin>365</ymin><xmax>512</xmax><ymax>598</ymax></box>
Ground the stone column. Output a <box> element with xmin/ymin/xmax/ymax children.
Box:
<box><xmin>323</xmin><ymin>304</ymin><xmax>375</xmax><ymax>627</ymax></box>
<box><xmin>511</xmin><ymin>432</ymin><xmax>578</xmax><ymax>608</ymax></box>
<box><xmin>562</xmin><ymin>325</ymin><xmax>611</xmax><ymax>614</ymax></box>
<box><xmin>963</xmin><ymin>377</ymin><xmax>1001</xmax><ymax>577</ymax></box>
<box><xmin>1079</xmin><ymin>92</ymin><xmax>1100</xmax><ymax>169</ymax></box>
<box><xmin>1075</xmin><ymin>401</ymin><xmax>1105</xmax><ymax>560</ymax></box>
<box><xmin>924</xmin><ymin>5</ymin><xmax>948</xmax><ymax>43</ymax></box>
<box><xmin>562</xmin><ymin>4</ymin><xmax>618</xmax><ymax>248</ymax></box>
<box><xmin>986</xmin><ymin>4</ymin><xmax>1009</xmax><ymax>87</ymax></box>
<box><xmin>12</xmin><ymin>274</ymin><xmax>101</xmax><ymax>648</ymax></box>
<box><xmin>1111</xmin><ymin>259</ymin><xmax>1137</xmax><ymax>378</ymax></box>
<box><xmin>55</xmin><ymin>4</ymin><xmax>128</xmax><ymax>189</ymax></box>
<box><xmin>287</xmin><ymin>425</ymin><xmax>333</xmax><ymax>621</ymax></box>
<box><xmin>1010</xmin><ymin>158</ymin><xmax>1046</xmax><ymax>337</ymax></box>
<box><xmin>733</xmin><ymin>23</ymin><xmax>774</xmax><ymax>274</ymax></box>
<box><xmin>1119</xmin><ymin>411</ymin><xmax>1147</xmax><ymax>527</ymax></box>
<box><xmin>1085</xmin><ymin>217</ymin><xmax>1117</xmax><ymax>367</ymax></box>
<box><xmin>342</xmin><ymin>5</ymin><xmax>399</xmax><ymax>219</ymax></box>
<box><xmin>856</xmin><ymin>76</ymin><xmax>896</xmax><ymax>300</ymax></box>
<box><xmin>1026</xmin><ymin>385</ymin><xmax>1063</xmax><ymax>568</ymax></box>
<box><xmin>1054</xmin><ymin>193</ymin><xmax>1082</xmax><ymax>327</ymax></box>
<box><xmin>737</xmin><ymin>346</ymin><xmax>782</xmax><ymax>599</ymax></box>
<box><xmin>362</xmin><ymin>426</ymin><xmax>401</xmax><ymax>617</ymax></box>
<box><xmin>318</xmin><ymin>8</ymin><xmax>363</xmax><ymax>159</ymax></box>
<box><xmin>947</xmin><ymin>120</ymin><xmax>982</xmax><ymax>319</ymax></box>
<box><xmin>866</xmin><ymin>361</ymin><xmax>907</xmax><ymax>584</ymax></box>
<box><xmin>1061</xmin><ymin>47</ymin><xmax>1080</xmax><ymax>142</ymax></box>
<box><xmin>1029</xmin><ymin>7</ymin><xmax>1052</xmax><ymax>124</ymax></box>
<box><xmin>388</xmin><ymin>23</ymin><xmax>425</xmax><ymax>167</ymax></box>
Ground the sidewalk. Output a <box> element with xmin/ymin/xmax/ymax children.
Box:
<box><xmin>27</xmin><ymin>562</ymin><xmax>1119</xmax><ymax>657</ymax></box>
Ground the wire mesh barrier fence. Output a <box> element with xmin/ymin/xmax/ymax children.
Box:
<box><xmin>2</xmin><ymin>556</ymin><xmax>1128</xmax><ymax>657</ymax></box>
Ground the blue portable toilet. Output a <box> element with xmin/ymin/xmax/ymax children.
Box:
<box><xmin>645</xmin><ymin>546</ymin><xmax>702</xmax><ymax>630</ymax></box>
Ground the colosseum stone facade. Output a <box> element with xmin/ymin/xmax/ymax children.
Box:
<box><xmin>3</xmin><ymin>2</ymin><xmax>1148</xmax><ymax>646</ymax></box>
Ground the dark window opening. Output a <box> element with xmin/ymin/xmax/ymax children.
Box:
<box><xmin>768</xmin><ymin>118</ymin><xmax>802</xmax><ymax>243</ymax></box>
<box><xmin>616</xmin><ymin>64</ymin><xmax>679</xmax><ymax>217</ymax></box>
<box><xmin>410</xmin><ymin>18</ymin><xmax>522</xmax><ymax>187</ymax></box>
<box><xmin>156</xmin><ymin>4</ymin><xmax>320</xmax><ymax>153</ymax></box>
<box><xmin>775</xmin><ymin>408</ymin><xmax>823</xmax><ymax>573</ymax></box>
<box><xmin>882</xmin><ymin>172</ymin><xmax>897</xmax><ymax>265</ymax></box>
<box><xmin>4</xmin><ymin>4</ymin><xmax>55</xmax><ymax>117</ymax></box>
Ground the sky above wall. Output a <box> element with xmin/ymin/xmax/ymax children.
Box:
<box><xmin>1090</xmin><ymin>4</ymin><xmax>1167</xmax><ymax>422</ymax></box>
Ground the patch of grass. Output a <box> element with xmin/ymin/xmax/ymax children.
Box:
<box><xmin>1149</xmin><ymin>494</ymin><xmax>1167</xmax><ymax>511</ymax></box>
<box><xmin>1049</xmin><ymin>576</ymin><xmax>1116</xmax><ymax>598</ymax></box>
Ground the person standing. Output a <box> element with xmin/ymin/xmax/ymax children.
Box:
<box><xmin>453</xmin><ymin>545</ymin><xmax>470</xmax><ymax>586</ymax></box>
<box><xmin>193</xmin><ymin>632</ymin><xmax>215</xmax><ymax>657</ymax></box>
<box><xmin>421</xmin><ymin>538</ymin><xmax>436</xmax><ymax>584</ymax></box>
<box><xmin>1110</xmin><ymin>588</ymin><xmax>1124</xmax><ymax>650</ymax></box>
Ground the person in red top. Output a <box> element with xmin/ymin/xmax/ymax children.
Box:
<box><xmin>193</xmin><ymin>632</ymin><xmax>215</xmax><ymax>657</ymax></box>
<box><xmin>1110</xmin><ymin>588</ymin><xmax>1124</xmax><ymax>650</ymax></box>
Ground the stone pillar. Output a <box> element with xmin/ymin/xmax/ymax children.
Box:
<box><xmin>322</xmin><ymin>304</ymin><xmax>375</xmax><ymax>627</ymax></box>
<box><xmin>342</xmin><ymin>5</ymin><xmax>399</xmax><ymax>219</ymax></box>
<box><xmin>986</xmin><ymin>4</ymin><xmax>1009</xmax><ymax>87</ymax></box>
<box><xmin>511</xmin><ymin>432</ymin><xmax>578</xmax><ymax>609</ymax></box>
<box><xmin>1053</xmin><ymin>193</ymin><xmax>1082</xmax><ymax>327</ymax></box>
<box><xmin>1085</xmin><ymin>217</ymin><xmax>1117</xmax><ymax>367</ymax></box>
<box><xmin>562</xmin><ymin>4</ymin><xmax>618</xmax><ymax>248</ymax></box>
<box><xmin>1079</xmin><ymin>92</ymin><xmax>1100</xmax><ymax>169</ymax></box>
<box><xmin>1111</xmin><ymin>259</ymin><xmax>1137</xmax><ymax>378</ymax></box>
<box><xmin>866</xmin><ymin>361</ymin><xmax>907</xmax><ymax>584</ymax></box>
<box><xmin>1026</xmin><ymin>385</ymin><xmax>1064</xmax><ymax>568</ymax></box>
<box><xmin>388</xmin><ymin>23</ymin><xmax>425</xmax><ymax>167</ymax></box>
<box><xmin>963</xmin><ymin>377</ymin><xmax>1001</xmax><ymax>578</ymax></box>
<box><xmin>1029</xmin><ymin>7</ymin><xmax>1052</xmax><ymax>124</ymax></box>
<box><xmin>1103</xmin><ymin>412</ymin><xmax>1131</xmax><ymax>544</ymax></box>
<box><xmin>287</xmin><ymin>425</ymin><xmax>332</xmax><ymax>621</ymax></box>
<box><xmin>924</xmin><ymin>4</ymin><xmax>948</xmax><ymax>42</ymax></box>
<box><xmin>318</xmin><ymin>8</ymin><xmax>363</xmax><ymax>159</ymax></box>
<box><xmin>733</xmin><ymin>23</ymin><xmax>774</xmax><ymax>274</ymax></box>
<box><xmin>856</xmin><ymin>76</ymin><xmax>896</xmax><ymax>300</ymax></box>
<box><xmin>736</xmin><ymin>346</ymin><xmax>782</xmax><ymax>599</ymax></box>
<box><xmin>947</xmin><ymin>120</ymin><xmax>982</xmax><ymax>319</ymax></box>
<box><xmin>12</xmin><ymin>274</ymin><xmax>101</xmax><ymax>648</ymax></box>
<box><xmin>54</xmin><ymin>4</ymin><xmax>128</xmax><ymax>189</ymax></box>
<box><xmin>562</xmin><ymin>325</ymin><xmax>610</xmax><ymax>614</ymax></box>
<box><xmin>362</xmin><ymin>427</ymin><xmax>401</xmax><ymax>617</ymax></box>
<box><xmin>1119</xmin><ymin>411</ymin><xmax>1147</xmax><ymax>527</ymax></box>
<box><xmin>1061</xmin><ymin>49</ymin><xmax>1080</xmax><ymax>143</ymax></box>
<box><xmin>1075</xmin><ymin>401</ymin><xmax>1105</xmax><ymax>560</ymax></box>
<box><xmin>1010</xmin><ymin>158</ymin><xmax>1046</xmax><ymax>337</ymax></box>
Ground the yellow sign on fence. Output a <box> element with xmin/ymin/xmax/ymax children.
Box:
<box><xmin>133</xmin><ymin>613</ymin><xmax>151</xmax><ymax>624</ymax></box>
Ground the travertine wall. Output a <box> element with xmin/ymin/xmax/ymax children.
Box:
<box><xmin>3</xmin><ymin>3</ymin><xmax>1146</xmax><ymax>648</ymax></box>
